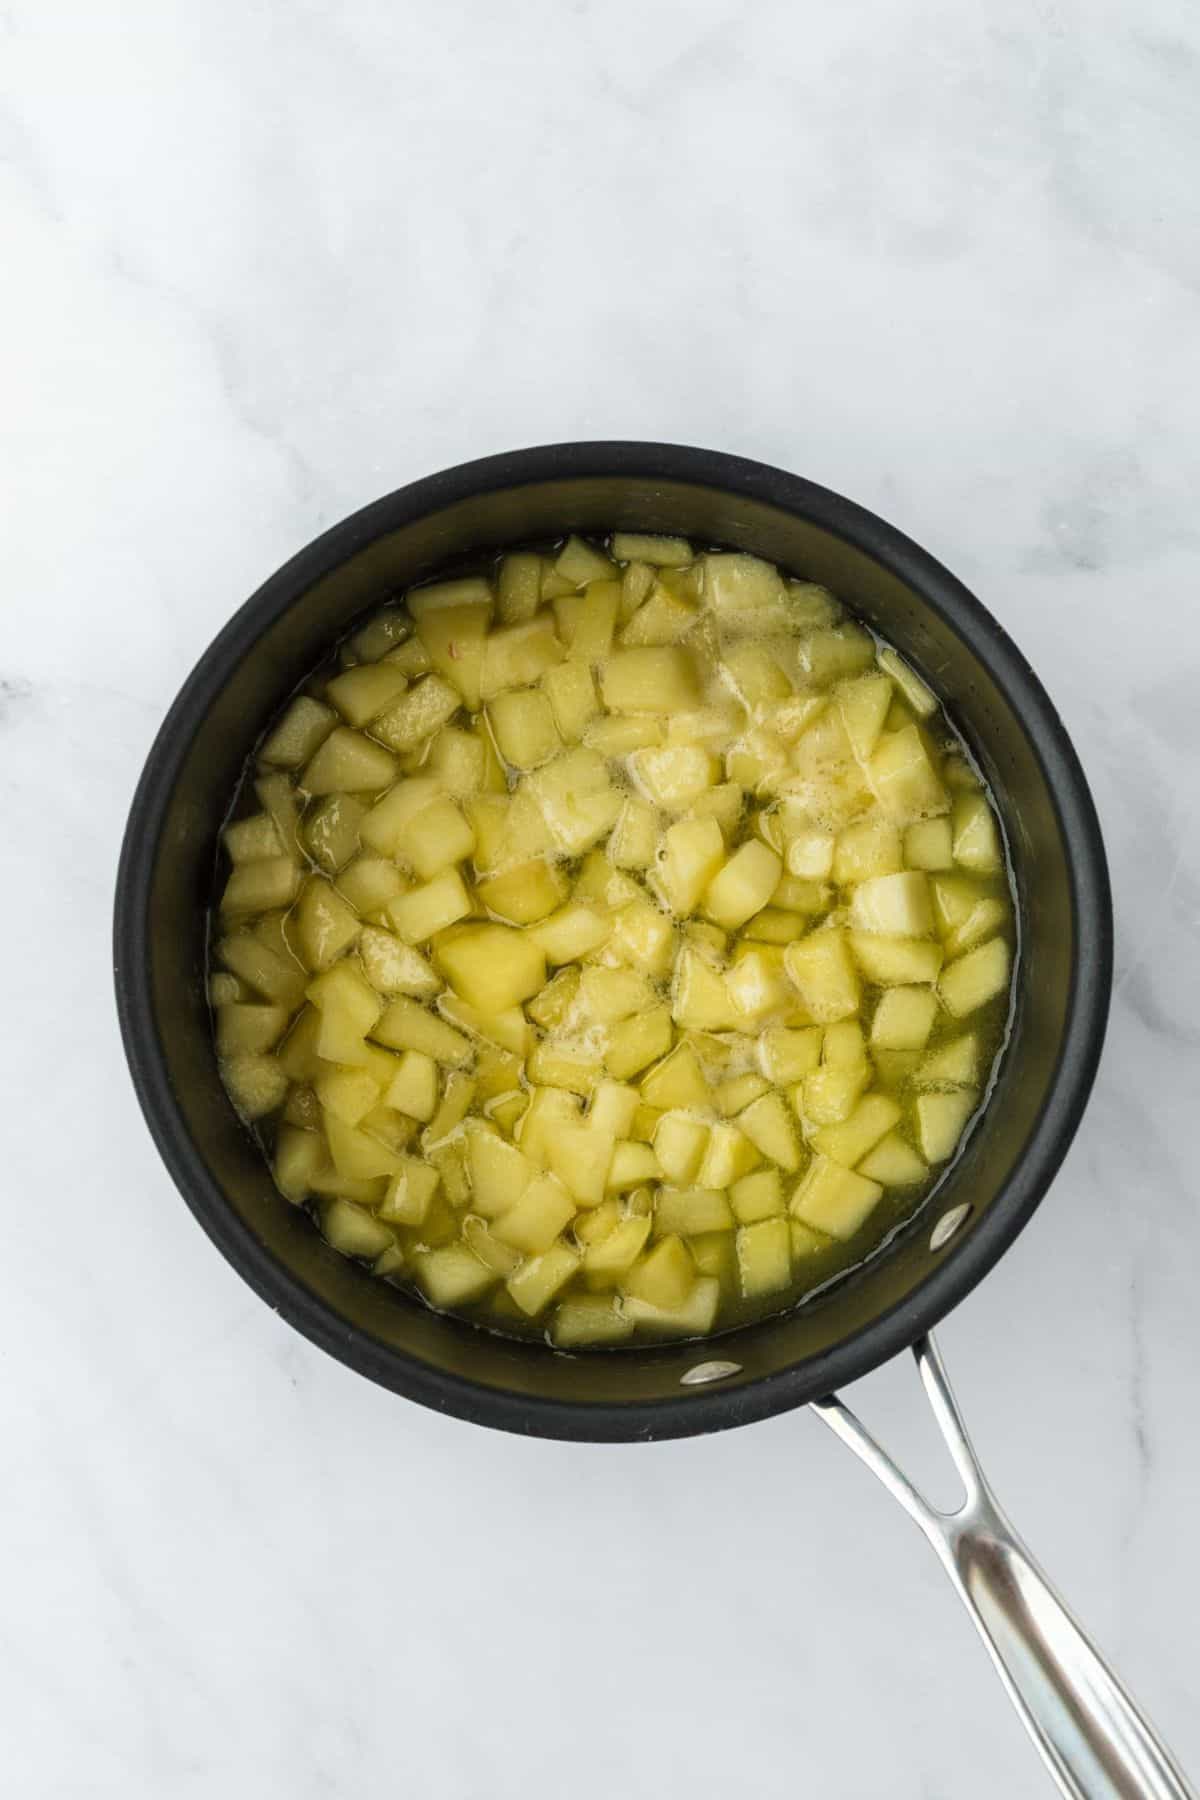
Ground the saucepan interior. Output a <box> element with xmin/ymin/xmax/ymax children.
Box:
<box><xmin>114</xmin><ymin>444</ymin><xmax>1111</xmax><ymax>1441</ymax></box>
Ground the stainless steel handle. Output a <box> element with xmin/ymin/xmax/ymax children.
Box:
<box><xmin>813</xmin><ymin>1336</ymin><xmax>1195</xmax><ymax>1800</ymax></box>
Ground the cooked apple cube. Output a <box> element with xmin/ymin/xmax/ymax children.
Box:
<box><xmin>656</xmin><ymin>817</ymin><xmax>726</xmax><ymax>917</ymax></box>
<box><xmin>387</xmin><ymin>867</ymin><xmax>472</xmax><ymax>943</ymax></box>
<box><xmin>421</xmin><ymin>1071</ymin><xmax>477</xmax><ymax>1149</ymax></box>
<box><xmin>627</xmin><ymin>745</ymin><xmax>715</xmax><ymax>811</ymax></box>
<box><xmin>414</xmin><ymin>1243</ymin><xmax>496</xmax><ymax>1308</ymax></box>
<box><xmin>786</xmin><ymin>829</ymin><xmax>836</xmax><ymax>880</ymax></box>
<box><xmin>303</xmin><ymin>794</ymin><xmax>367</xmax><ymax>874</ymax></box>
<box><xmin>822</xmin><ymin>1020</ymin><xmax>866</xmax><ymax>1068</ymax></box>
<box><xmin>917</xmin><ymin>1034</ymin><xmax>979</xmax><ymax>1087</ymax></box>
<box><xmin>611</xmin><ymin>532</ymin><xmax>692</xmax><ymax>566</ymax></box>
<box><xmin>315</xmin><ymin>1062</ymin><xmax>381</xmax><ymax>1126</ymax></box>
<box><xmin>623</xmin><ymin>1276</ymin><xmax>720</xmax><ymax>1338</ymax></box>
<box><xmin>952</xmin><ymin>791</ymin><xmax>1002</xmax><ymax>874</ymax></box>
<box><xmin>427</xmin><ymin>725</ymin><xmax>487</xmax><ymax>798</ymax></box>
<box><xmin>871</xmin><ymin>986</ymin><xmax>939</xmax><ymax>1051</ymax></box>
<box><xmin>606</xmin><ymin>1007</ymin><xmax>673</xmax><ymax>1079</ymax></box>
<box><xmin>402</xmin><ymin>796</ymin><xmax>476</xmax><ymax>880</ymax></box>
<box><xmin>324</xmin><ymin>661</ymin><xmax>410</xmax><ymax>729</ymax></box>
<box><xmin>336</xmin><ymin>856</ymin><xmax>407</xmax><ymax>919</ymax></box>
<box><xmin>497</xmin><ymin>551</ymin><xmax>543</xmax><ymax>624</ymax></box>
<box><xmin>811</xmin><ymin>1093</ymin><xmax>901</xmax><ymax>1167</ymax></box>
<box><xmin>702</xmin><ymin>551</ymin><xmax>787</xmax><ymax>617</ymax></box>
<box><xmin>726</xmin><ymin>947</ymin><xmax>790</xmax><ymax>1021</ymax></box>
<box><xmin>601</xmin><ymin>646</ymin><xmax>699</xmax><ymax>714</ymax></box>
<box><xmin>737</xmin><ymin>1219</ymin><xmax>792</xmax><ymax>1297</ymax></box>
<box><xmin>671</xmin><ymin>944</ymin><xmax>736</xmax><ymax>1032</ymax></box>
<box><xmin>849</xmin><ymin>871</ymin><xmax>934</xmax><ymax>937</ymax></box>
<box><xmin>306</xmin><ymin>960</ymin><xmax>382</xmax><ymax>1058</ymax></box>
<box><xmin>623</xmin><ymin>1235</ymin><xmax>695</xmax><ymax>1309</ymax></box>
<box><xmin>849</xmin><ymin>933</ymin><xmax>944</xmax><ymax>985</ymax></box>
<box><xmin>524</xmin><ymin>749</ymin><xmax>622</xmax><ymax>855</ymax></box>
<box><xmin>223</xmin><ymin>812</ymin><xmax>283</xmax><ymax>864</ymax></box>
<box><xmin>377</xmin><ymin>1156</ymin><xmax>441</xmax><ymax>1226</ymax></box>
<box><xmin>320</xmin><ymin>1198</ymin><xmax>396</xmax><ymax>1262</ymax></box>
<box><xmin>473</xmin><ymin>859</ymin><xmax>563</xmax><ymax>926</ymax></box>
<box><xmin>529</xmin><ymin>904</ymin><xmax>610</xmax><ymax>966</ymax></box>
<box><xmin>541</xmin><ymin>657</ymin><xmax>599</xmax><ymax>743</ymax></box>
<box><xmin>479</xmin><ymin>615</ymin><xmax>564</xmax><ymax>700</ymax></box>
<box><xmin>877</xmin><ymin>646</ymin><xmax>937</xmax><ymax>717</ymax></box>
<box><xmin>259</xmin><ymin>696</ymin><xmax>337</xmax><ymax>770</ymax></box>
<box><xmin>737</xmin><ymin>1092</ymin><xmax>800</xmax><ymax>1170</ymax></box>
<box><xmin>619</xmin><ymin>583</ymin><xmax>698</xmax><ymax>647</ymax></box>
<box><xmin>639</xmin><ymin>1043</ymin><xmax>709</xmax><ymax>1111</ymax></box>
<box><xmin>291</xmin><ymin>879</ymin><xmax>358</xmax><ymax>973</ymax></box>
<box><xmin>800</xmin><ymin>1064</ymin><xmax>871</xmax><ymax>1126</ymax></box>
<box><xmin>858</xmin><ymin>1132</ymin><xmax>928</xmax><ymax>1187</ymax></box>
<box><xmin>273</xmin><ymin>1125</ymin><xmax>325</xmax><ymax>1202</ymax></box>
<box><xmin>324</xmin><ymin>1114</ymin><xmax>407</xmax><ymax>1182</ymax></box>
<box><xmin>216</xmin><ymin>933</ymin><xmax>306</xmax><ymax>1009</ymax></box>
<box><xmin>357</xmin><ymin>928</ymin><xmax>439</xmax><ymax>997</ymax></box>
<box><xmin>430</xmin><ymin>922</ymin><xmax>545</xmax><ymax>1014</ymax></box>
<box><xmin>526</xmin><ymin>967</ymin><xmax>580</xmax><ymax>1032</ymax></box>
<box><xmin>607</xmin><ymin>798</ymin><xmax>658</xmax><ymax>871</ymax></box>
<box><xmin>414</xmin><ymin>602</ymin><xmax>491</xmax><ymax>710</ymax></box>
<box><xmin>358</xmin><ymin>775</ymin><xmax>440</xmax><ymax>857</ymax></box>
<box><xmin>784</xmin><ymin>929</ymin><xmax>861</xmax><ymax>1022</ymax></box>
<box><xmin>220</xmin><ymin>1052</ymin><xmax>288</xmax><ymax>1119</ymax></box>
<box><xmin>220</xmin><ymin>856</ymin><xmax>301</xmax><ymax>918</ymax></box>
<box><xmin>507</xmin><ymin>1242</ymin><xmax>581</xmax><ymax>1317</ymax></box>
<box><xmin>439</xmin><ymin>996</ymin><xmax>530</xmax><ymax>1058</ymax></box>
<box><xmin>697</xmin><ymin>1121</ymin><xmax>759</xmax><ymax>1188</ymax></box>
<box><xmin>603</xmin><ymin>901</ymin><xmax>675</xmax><ymax>977</ymax></box>
<box><xmin>757</xmin><ymin>1026</ymin><xmax>822</xmax><ymax>1086</ymax></box>
<box><xmin>383</xmin><ymin>1049</ymin><xmax>439</xmax><ymax>1122</ymax></box>
<box><xmin>465</xmin><ymin>1126</ymin><xmax>533</xmax><ymax>1217</ymax></box>
<box><xmin>493</xmin><ymin>1172</ymin><xmax>576</xmax><ymax>1254</ymax></box>
<box><xmin>654</xmin><ymin>1190</ymin><xmax>733</xmax><ymax>1237</ymax></box>
<box><xmin>653</xmin><ymin>1113</ymin><xmax>710</xmax><ymax>1185</ymax></box>
<box><xmin>554</xmin><ymin>580</ymin><xmax>623</xmax><ymax>659</ymax></box>
<box><xmin>702</xmin><ymin>840</ymin><xmax>782</xmax><ymax>930</ymax></box>
<box><xmin>904</xmin><ymin>817</ymin><xmax>954</xmax><ymax>871</ymax></box>
<box><xmin>551</xmin><ymin>1294</ymin><xmax>634</xmax><ymax>1347</ymax></box>
<box><xmin>486</xmin><ymin>688</ymin><xmax>560</xmax><ymax>771</ymax></box>
<box><xmin>541</xmin><ymin>1121</ymin><xmax>613</xmax><ymax>1206</ymax></box>
<box><xmin>373</xmin><ymin>674</ymin><xmax>461</xmax><ymax>753</ymax></box>
<box><xmin>585</xmin><ymin>1081</ymin><xmax>639</xmax><ymax>1140</ymax></box>
<box><xmin>730</xmin><ymin>1167</ymin><xmax>784</xmax><ymax>1224</ymax></box>
<box><xmin>940</xmin><ymin>937</ymin><xmax>1010</xmax><ymax>1018</ymax></box>
<box><xmin>517</xmin><ymin>1086</ymin><xmax>583</xmax><ymax>1167</ymax></box>
<box><xmin>371</xmin><ymin>997</ymin><xmax>471</xmax><ymax>1066</ymax></box>
<box><xmin>792</xmin><ymin>1156</ymin><xmax>883</xmax><ymax>1239</ymax></box>
<box><xmin>300</xmin><ymin>727</ymin><xmax>396</xmax><ymax>797</ymax></box>
<box><xmin>869</xmin><ymin>725</ymin><xmax>948</xmax><ymax>824</ymax></box>
<box><xmin>838</xmin><ymin>673</ymin><xmax>892</xmax><ymax>761</ymax></box>
<box><xmin>915</xmin><ymin>1089</ymin><xmax>977</xmax><ymax>1161</ymax></box>
<box><xmin>713</xmin><ymin>1072</ymin><xmax>769</xmax><ymax>1116</ymax></box>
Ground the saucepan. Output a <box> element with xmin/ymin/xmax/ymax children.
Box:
<box><xmin>114</xmin><ymin>443</ymin><xmax>1192</xmax><ymax>1799</ymax></box>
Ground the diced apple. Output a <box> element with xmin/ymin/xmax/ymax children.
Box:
<box><xmin>373</xmin><ymin>674</ymin><xmax>461</xmax><ymax>752</ymax></box>
<box><xmin>413</xmin><ymin>602</ymin><xmax>491</xmax><ymax>710</ymax></box>
<box><xmin>422</xmin><ymin>1070</ymin><xmax>477</xmax><ymax>1147</ymax></box>
<box><xmin>477</xmin><ymin>859</ymin><xmax>568</xmax><ymax>925</ymax></box>
<box><xmin>849</xmin><ymin>933</ymin><xmax>944</xmax><ymax>985</ymax></box>
<box><xmin>917</xmin><ymin>1034</ymin><xmax>979</xmax><ymax>1087</ymax></box>
<box><xmin>529</xmin><ymin>904</ymin><xmax>611</xmax><ymax>966</ymax></box>
<box><xmin>623</xmin><ymin>1236</ymin><xmax>695</xmax><ymax>1309</ymax></box>
<box><xmin>725</xmin><ymin>948</ymin><xmax>790</xmax><ymax>1021</ymax></box>
<box><xmin>551</xmin><ymin>1294</ymin><xmax>635</xmax><ymax>1347</ymax></box>
<box><xmin>601</xmin><ymin>647</ymin><xmax>699</xmax><ymax>714</ymax></box>
<box><xmin>386</xmin><ymin>868</ymin><xmax>472</xmax><ymax>943</ymax></box>
<box><xmin>697</xmin><ymin>1121</ymin><xmax>759</xmax><ymax>1187</ymax></box>
<box><xmin>811</xmin><ymin>1093</ymin><xmax>901</xmax><ymax>1167</ymax></box>
<box><xmin>702</xmin><ymin>840</ymin><xmax>782</xmax><ymax>930</ymax></box>
<box><xmin>259</xmin><ymin>697</ymin><xmax>337</xmax><ymax>773</ymax></box>
<box><xmin>858</xmin><ymin>1132</ymin><xmax>928</xmax><ymax>1187</ymax></box>
<box><xmin>465</xmin><ymin>1126</ymin><xmax>533</xmax><ymax>1217</ymax></box>
<box><xmin>701</xmin><ymin>552</ymin><xmax>787</xmax><ymax>617</ymax></box>
<box><xmin>639</xmin><ymin>1043</ymin><xmax>709</xmax><ymax>1111</ymax></box>
<box><xmin>357</xmin><ymin>928</ymin><xmax>440</xmax><ymax>997</ymax></box>
<box><xmin>654</xmin><ymin>1113</ymin><xmax>710</xmax><ymax>1184</ymax></box>
<box><xmin>612</xmin><ymin>532</ymin><xmax>692</xmax><ymax>566</ymax></box>
<box><xmin>758</xmin><ymin>1025</ymin><xmax>822</xmax><ymax>1085</ymax></box>
<box><xmin>415</xmin><ymin>1243</ymin><xmax>497</xmax><ymax>1308</ymax></box>
<box><xmin>656</xmin><ymin>817</ymin><xmax>726</xmax><ymax>917</ymax></box>
<box><xmin>526</xmin><ymin>967</ymin><xmax>580</xmax><ymax>1031</ymax></box>
<box><xmin>714</xmin><ymin>1072</ymin><xmax>769</xmax><ymax>1116</ymax></box>
<box><xmin>516</xmin><ymin>1087</ymin><xmax>583</xmax><ymax>1167</ymax></box>
<box><xmin>737</xmin><ymin>1218</ymin><xmax>791</xmax><ymax>1297</ymax></box>
<box><xmin>799</xmin><ymin>1065</ymin><xmax>871</xmax><ymax>1126</ymax></box>
<box><xmin>487</xmin><ymin>688</ymin><xmax>560</xmax><ymax>770</ymax></box>
<box><xmin>791</xmin><ymin>1156</ymin><xmax>883</xmax><ymax>1239</ymax></box>
<box><xmin>606</xmin><ymin>1007</ymin><xmax>674</xmax><ymax>1079</ymax></box>
<box><xmin>544</xmin><ymin>1122</ymin><xmax>614</xmax><ymax>1205</ymax></box>
<box><xmin>904</xmin><ymin>817</ymin><xmax>954</xmax><ymax>871</ymax></box>
<box><xmin>480</xmin><ymin>615</ymin><xmax>564</xmax><ymax>699</ymax></box>
<box><xmin>371</xmin><ymin>997</ymin><xmax>471</xmax><ymax>1066</ymax></box>
<box><xmin>623</xmin><ymin>1276</ymin><xmax>720</xmax><ymax>1338</ymax></box>
<box><xmin>320</xmin><ymin>1198</ymin><xmax>396</xmax><ymax>1261</ymax></box>
<box><xmin>542</xmin><ymin>658</ymin><xmax>599</xmax><ymax>743</ymax></box>
<box><xmin>737</xmin><ymin>1092</ymin><xmax>800</xmax><ymax>1170</ymax></box>
<box><xmin>507</xmin><ymin>1243</ymin><xmax>581</xmax><ymax>1317</ymax></box>
<box><xmin>497</xmin><ymin>552</ymin><xmax>543</xmax><ymax>625</ymax></box>
<box><xmin>314</xmin><ymin>1063</ymin><xmax>381</xmax><ymax>1126</ymax></box>
<box><xmin>877</xmin><ymin>647</ymin><xmax>937</xmax><ymax>717</ymax></box>
<box><xmin>384</xmin><ymin>1049</ymin><xmax>439</xmax><ymax>1122</ymax></box>
<box><xmin>869</xmin><ymin>725</ymin><xmax>948</xmax><ymax>824</ymax></box>
<box><xmin>306</xmin><ymin>960</ymin><xmax>382</xmax><ymax>1060</ymax></box>
<box><xmin>359</xmin><ymin>776</ymin><xmax>441</xmax><ymax>858</ymax></box>
<box><xmin>671</xmin><ymin>944</ymin><xmax>735</xmax><ymax>1032</ymax></box>
<box><xmin>220</xmin><ymin>1052</ymin><xmax>288</xmax><ymax>1119</ymax></box>
<box><xmin>607</xmin><ymin>1142</ymin><xmax>660</xmax><ymax>1189</ymax></box>
<box><xmin>952</xmin><ymin>791</ymin><xmax>1002</xmax><ymax>874</ymax></box>
<box><xmin>325</xmin><ymin>661</ymin><xmax>411</xmax><ymax>728</ymax></box>
<box><xmin>939</xmin><ymin>938</ymin><xmax>1010</xmax><ymax>1018</ymax></box>
<box><xmin>220</xmin><ymin>857</ymin><xmax>301</xmax><ymax>918</ymax></box>
<box><xmin>915</xmin><ymin>1089</ymin><xmax>977</xmax><ymax>1161</ymax></box>
<box><xmin>493</xmin><ymin>1172</ymin><xmax>576</xmax><ymax>1254</ymax></box>
<box><xmin>849</xmin><ymin>871</ymin><xmax>934</xmax><ymax>937</ymax></box>
<box><xmin>377</xmin><ymin>1156</ymin><xmax>441</xmax><ymax>1226</ymax></box>
<box><xmin>838</xmin><ymin>673</ymin><xmax>892</xmax><ymax>761</ymax></box>
<box><xmin>784</xmin><ymin>929</ymin><xmax>861</xmax><ymax>1022</ymax></box>
<box><xmin>870</xmin><ymin>986</ymin><xmax>939</xmax><ymax>1051</ymax></box>
<box><xmin>525</xmin><ymin>749</ymin><xmax>622</xmax><ymax>854</ymax></box>
<box><xmin>730</xmin><ymin>1167</ymin><xmax>784</xmax><ymax>1223</ymax></box>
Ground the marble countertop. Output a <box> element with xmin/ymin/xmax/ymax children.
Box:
<box><xmin>4</xmin><ymin>2</ymin><xmax>1199</xmax><ymax>1794</ymax></box>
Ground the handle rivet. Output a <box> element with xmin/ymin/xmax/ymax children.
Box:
<box><xmin>681</xmin><ymin>1359</ymin><xmax>743</xmax><ymax>1386</ymax></box>
<box><xmin>930</xmin><ymin>1203</ymin><xmax>971</xmax><ymax>1251</ymax></box>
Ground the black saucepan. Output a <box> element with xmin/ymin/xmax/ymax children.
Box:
<box><xmin>119</xmin><ymin>446</ymin><xmax>1193</xmax><ymax>1800</ymax></box>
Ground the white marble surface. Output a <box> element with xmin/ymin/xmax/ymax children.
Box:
<box><xmin>3</xmin><ymin>1</ymin><xmax>1199</xmax><ymax>1793</ymax></box>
